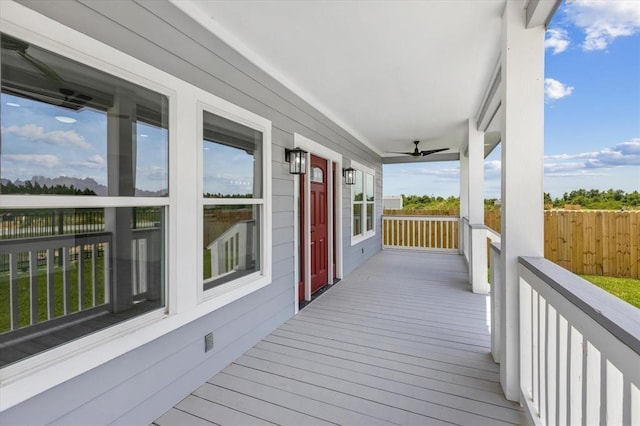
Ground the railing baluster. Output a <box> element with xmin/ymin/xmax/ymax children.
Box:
<box><xmin>104</xmin><ymin>242</ymin><xmax>111</xmax><ymax>304</ymax></box>
<box><xmin>606</xmin><ymin>360</ymin><xmax>623</xmax><ymax>425</ymax></box>
<box><xmin>92</xmin><ymin>243</ymin><xmax>98</xmax><ymax>307</ymax></box>
<box><xmin>63</xmin><ymin>246</ymin><xmax>71</xmax><ymax>314</ymax></box>
<box><xmin>585</xmin><ymin>341</ymin><xmax>601</xmax><ymax>425</ymax></box>
<box><xmin>519</xmin><ymin>277</ymin><xmax>532</xmax><ymax>399</ymax></box>
<box><xmin>557</xmin><ymin>315</ymin><xmax>569</xmax><ymax>425</ymax></box>
<box><xmin>445</xmin><ymin>220</ymin><xmax>449</xmax><ymax>249</ymax></box>
<box><xmin>47</xmin><ymin>248</ymin><xmax>55</xmax><ymax>319</ymax></box>
<box><xmin>532</xmin><ymin>289</ymin><xmax>539</xmax><ymax>412</ymax></box>
<box><xmin>627</xmin><ymin>380</ymin><xmax>637</xmax><ymax>426</ymax></box>
<box><xmin>29</xmin><ymin>249</ymin><xmax>38</xmax><ymax>325</ymax></box>
<box><xmin>10</xmin><ymin>253</ymin><xmax>19</xmax><ymax>329</ymax></box>
<box><xmin>547</xmin><ymin>304</ymin><xmax>557</xmax><ymax>426</ymax></box>
<box><xmin>78</xmin><ymin>244</ymin><xmax>86</xmax><ymax>310</ymax></box>
<box><xmin>140</xmin><ymin>238</ymin><xmax>148</xmax><ymax>293</ymax></box>
<box><xmin>539</xmin><ymin>295</ymin><xmax>547</xmax><ymax>421</ymax></box>
<box><xmin>569</xmin><ymin>326</ymin><xmax>583</xmax><ymax>424</ymax></box>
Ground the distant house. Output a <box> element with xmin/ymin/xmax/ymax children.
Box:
<box><xmin>383</xmin><ymin>195</ymin><xmax>403</xmax><ymax>210</ymax></box>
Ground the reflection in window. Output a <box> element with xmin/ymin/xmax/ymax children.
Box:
<box><xmin>351</xmin><ymin>166</ymin><xmax>375</xmax><ymax>239</ymax></box>
<box><xmin>0</xmin><ymin>33</ymin><xmax>169</xmax><ymax>368</ymax></box>
<box><xmin>366</xmin><ymin>173</ymin><xmax>375</xmax><ymax>231</ymax></box>
<box><xmin>0</xmin><ymin>33</ymin><xmax>169</xmax><ymax>197</ymax></box>
<box><xmin>203</xmin><ymin>205</ymin><xmax>260</xmax><ymax>289</ymax></box>
<box><xmin>0</xmin><ymin>207</ymin><xmax>165</xmax><ymax>366</ymax></box>
<box><xmin>352</xmin><ymin>170</ymin><xmax>363</xmax><ymax>236</ymax></box>
<box><xmin>310</xmin><ymin>166</ymin><xmax>324</xmax><ymax>183</ymax></box>
<box><xmin>353</xmin><ymin>204</ymin><xmax>362</xmax><ymax>236</ymax></box>
<box><xmin>202</xmin><ymin>110</ymin><xmax>265</xmax><ymax>291</ymax></box>
<box><xmin>203</xmin><ymin>111</ymin><xmax>261</xmax><ymax>198</ymax></box>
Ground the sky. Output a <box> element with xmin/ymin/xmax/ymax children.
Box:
<box><xmin>384</xmin><ymin>0</ymin><xmax>640</xmax><ymax>199</ymax></box>
<box><xmin>1</xmin><ymin>92</ymin><xmax>169</xmax><ymax>193</ymax></box>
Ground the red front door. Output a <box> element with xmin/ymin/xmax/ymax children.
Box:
<box><xmin>310</xmin><ymin>155</ymin><xmax>328</xmax><ymax>294</ymax></box>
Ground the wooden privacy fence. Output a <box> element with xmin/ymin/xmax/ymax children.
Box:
<box><xmin>487</xmin><ymin>210</ymin><xmax>639</xmax><ymax>278</ymax></box>
<box><xmin>382</xmin><ymin>216</ymin><xmax>458</xmax><ymax>251</ymax></box>
<box><xmin>384</xmin><ymin>209</ymin><xmax>639</xmax><ymax>279</ymax></box>
<box><xmin>544</xmin><ymin>210</ymin><xmax>639</xmax><ymax>279</ymax></box>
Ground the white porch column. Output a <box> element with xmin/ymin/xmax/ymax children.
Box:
<box><xmin>500</xmin><ymin>1</ymin><xmax>545</xmax><ymax>401</ymax></box>
<box><xmin>459</xmin><ymin>147</ymin><xmax>469</xmax><ymax>256</ymax></box>
<box><xmin>468</xmin><ymin>120</ymin><xmax>488</xmax><ymax>294</ymax></box>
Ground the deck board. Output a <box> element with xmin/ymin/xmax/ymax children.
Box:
<box><xmin>155</xmin><ymin>251</ymin><xmax>523</xmax><ymax>425</ymax></box>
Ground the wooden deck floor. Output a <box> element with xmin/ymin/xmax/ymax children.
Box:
<box><xmin>154</xmin><ymin>251</ymin><xmax>523</xmax><ymax>426</ymax></box>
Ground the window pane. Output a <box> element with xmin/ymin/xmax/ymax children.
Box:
<box><xmin>366</xmin><ymin>173</ymin><xmax>375</xmax><ymax>202</ymax></box>
<box><xmin>353</xmin><ymin>204</ymin><xmax>362</xmax><ymax>236</ymax></box>
<box><xmin>366</xmin><ymin>203</ymin><xmax>374</xmax><ymax>231</ymax></box>
<box><xmin>0</xmin><ymin>34</ymin><xmax>169</xmax><ymax>196</ymax></box>
<box><xmin>0</xmin><ymin>207</ymin><xmax>165</xmax><ymax>366</ymax></box>
<box><xmin>353</xmin><ymin>170</ymin><xmax>363</xmax><ymax>202</ymax></box>
<box><xmin>203</xmin><ymin>205</ymin><xmax>260</xmax><ymax>290</ymax></box>
<box><xmin>203</xmin><ymin>111</ymin><xmax>262</xmax><ymax>198</ymax></box>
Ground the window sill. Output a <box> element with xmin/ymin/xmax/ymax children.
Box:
<box><xmin>351</xmin><ymin>230</ymin><xmax>376</xmax><ymax>246</ymax></box>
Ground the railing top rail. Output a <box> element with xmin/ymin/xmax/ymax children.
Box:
<box><xmin>0</xmin><ymin>232</ymin><xmax>112</xmax><ymax>253</ymax></box>
<box><xmin>382</xmin><ymin>215</ymin><xmax>459</xmax><ymax>221</ymax></box>
<box><xmin>519</xmin><ymin>256</ymin><xmax>640</xmax><ymax>355</ymax></box>
<box><xmin>486</xmin><ymin>228</ymin><xmax>501</xmax><ymax>241</ymax></box>
<box><xmin>490</xmin><ymin>241</ymin><xmax>501</xmax><ymax>254</ymax></box>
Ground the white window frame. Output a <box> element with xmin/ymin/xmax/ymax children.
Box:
<box><xmin>0</xmin><ymin>1</ymin><xmax>273</xmax><ymax>410</ymax></box>
<box><xmin>350</xmin><ymin>160</ymin><xmax>376</xmax><ymax>245</ymax></box>
<box><xmin>196</xmin><ymin>101</ymin><xmax>273</xmax><ymax>304</ymax></box>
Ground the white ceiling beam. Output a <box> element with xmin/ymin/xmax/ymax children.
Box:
<box><xmin>525</xmin><ymin>0</ymin><xmax>562</xmax><ymax>29</ymax></box>
<box><xmin>476</xmin><ymin>60</ymin><xmax>502</xmax><ymax>133</ymax></box>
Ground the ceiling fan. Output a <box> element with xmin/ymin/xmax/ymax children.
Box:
<box><xmin>389</xmin><ymin>140</ymin><xmax>450</xmax><ymax>157</ymax></box>
<box><xmin>2</xmin><ymin>33</ymin><xmax>93</xmax><ymax>110</ymax></box>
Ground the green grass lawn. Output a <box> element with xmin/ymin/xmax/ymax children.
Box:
<box><xmin>581</xmin><ymin>275</ymin><xmax>640</xmax><ymax>309</ymax></box>
<box><xmin>0</xmin><ymin>257</ymin><xmax>107</xmax><ymax>332</ymax></box>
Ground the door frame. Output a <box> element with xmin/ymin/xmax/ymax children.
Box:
<box><xmin>293</xmin><ymin>133</ymin><xmax>343</xmax><ymax>313</ymax></box>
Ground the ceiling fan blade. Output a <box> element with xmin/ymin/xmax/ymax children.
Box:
<box><xmin>421</xmin><ymin>148</ymin><xmax>450</xmax><ymax>156</ymax></box>
<box><xmin>388</xmin><ymin>152</ymin><xmax>413</xmax><ymax>155</ymax></box>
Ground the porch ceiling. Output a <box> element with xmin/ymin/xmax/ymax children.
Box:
<box><xmin>173</xmin><ymin>1</ymin><xmax>506</xmax><ymax>160</ymax></box>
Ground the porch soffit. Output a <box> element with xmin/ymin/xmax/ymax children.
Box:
<box><xmin>171</xmin><ymin>0</ymin><xmax>507</xmax><ymax>160</ymax></box>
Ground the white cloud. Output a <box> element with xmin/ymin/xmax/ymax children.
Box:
<box><xmin>545</xmin><ymin>78</ymin><xmax>574</xmax><ymax>101</ymax></box>
<box><xmin>545</xmin><ymin>28</ymin><xmax>570</xmax><ymax>54</ymax></box>
<box><xmin>544</xmin><ymin>162</ymin><xmax>608</xmax><ymax>177</ymax></box>
<box><xmin>141</xmin><ymin>165</ymin><xmax>168</xmax><ymax>181</ymax></box>
<box><xmin>484</xmin><ymin>160</ymin><xmax>502</xmax><ymax>176</ymax></box>
<box><xmin>1</xmin><ymin>124</ymin><xmax>91</xmax><ymax>149</ymax></box>
<box><xmin>71</xmin><ymin>154</ymin><xmax>106</xmax><ymax>169</ymax></box>
<box><xmin>2</xmin><ymin>154</ymin><xmax>60</xmax><ymax>167</ymax></box>
<box><xmin>545</xmin><ymin>138</ymin><xmax>640</xmax><ymax>177</ymax></box>
<box><xmin>566</xmin><ymin>0</ymin><xmax>640</xmax><ymax>51</ymax></box>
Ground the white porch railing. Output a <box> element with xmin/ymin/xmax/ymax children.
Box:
<box><xmin>382</xmin><ymin>215</ymin><xmax>458</xmax><ymax>251</ymax></box>
<box><xmin>0</xmin><ymin>233</ymin><xmax>112</xmax><ymax>331</ymax></box>
<box><xmin>206</xmin><ymin>220</ymin><xmax>254</xmax><ymax>281</ymax></box>
<box><xmin>0</xmin><ymin>228</ymin><xmax>162</xmax><ymax>333</ymax></box>
<box><xmin>131</xmin><ymin>228</ymin><xmax>163</xmax><ymax>300</ymax></box>
<box><xmin>491</xmin><ymin>245</ymin><xmax>640</xmax><ymax>425</ymax></box>
<box><xmin>461</xmin><ymin>216</ymin><xmax>470</xmax><ymax>262</ymax></box>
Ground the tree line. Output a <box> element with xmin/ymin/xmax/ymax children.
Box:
<box><xmin>399</xmin><ymin>189</ymin><xmax>640</xmax><ymax>211</ymax></box>
<box><xmin>1</xmin><ymin>181</ymin><xmax>96</xmax><ymax>195</ymax></box>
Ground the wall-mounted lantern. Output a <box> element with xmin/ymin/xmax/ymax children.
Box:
<box><xmin>343</xmin><ymin>167</ymin><xmax>356</xmax><ymax>185</ymax></box>
<box><xmin>285</xmin><ymin>147</ymin><xmax>308</xmax><ymax>174</ymax></box>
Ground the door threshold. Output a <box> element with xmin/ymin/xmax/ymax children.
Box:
<box><xmin>298</xmin><ymin>279</ymin><xmax>341</xmax><ymax>310</ymax></box>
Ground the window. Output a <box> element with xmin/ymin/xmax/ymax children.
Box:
<box><xmin>350</xmin><ymin>161</ymin><xmax>376</xmax><ymax>244</ymax></box>
<box><xmin>0</xmin><ymin>33</ymin><xmax>168</xmax><ymax>366</ymax></box>
<box><xmin>201</xmin><ymin>109</ymin><xmax>270</xmax><ymax>293</ymax></box>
